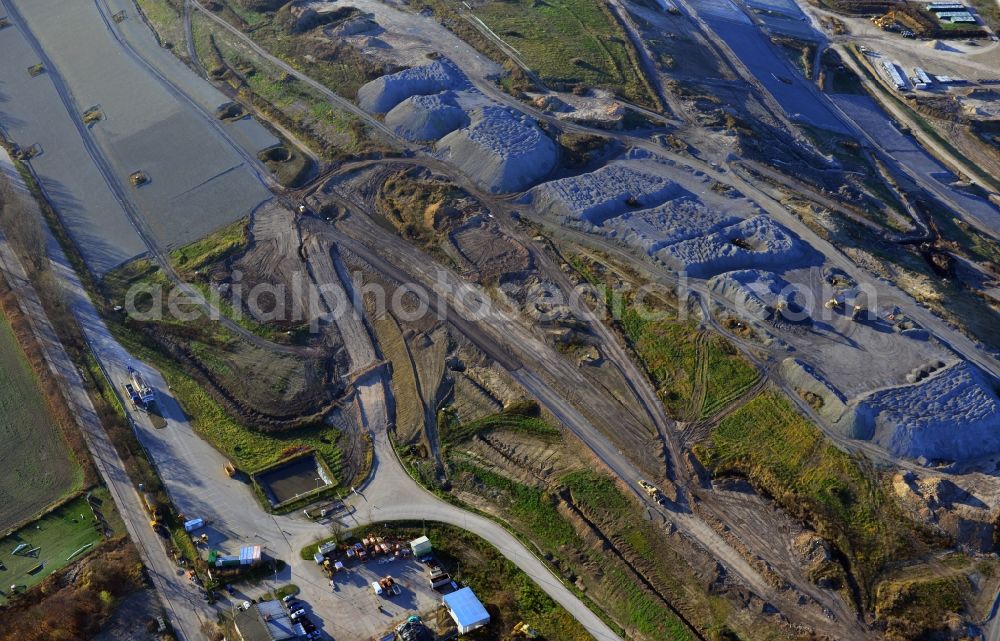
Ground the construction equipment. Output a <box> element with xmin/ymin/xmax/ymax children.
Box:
<box><xmin>637</xmin><ymin>479</ymin><xmax>660</xmax><ymax>499</ymax></box>
<box><xmin>223</xmin><ymin>461</ymin><xmax>237</xmax><ymax>477</ymax></box>
<box><xmin>512</xmin><ymin>622</ymin><xmax>540</xmax><ymax>638</ymax></box>
<box><xmin>128</xmin><ymin>366</ymin><xmax>155</xmax><ymax>407</ymax></box>
<box><xmin>142</xmin><ymin>492</ymin><xmax>163</xmax><ymax>528</ymax></box>
<box><xmin>824</xmin><ymin>297</ymin><xmax>843</xmax><ymax>310</ymax></box>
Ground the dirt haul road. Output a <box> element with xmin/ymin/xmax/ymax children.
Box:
<box><xmin>4</xmin><ymin>152</ymin><xmax>623</xmax><ymax>641</ymax></box>
<box><xmin>323</xmin><ymin>205</ymin><xmax>868</xmax><ymax>639</ymax></box>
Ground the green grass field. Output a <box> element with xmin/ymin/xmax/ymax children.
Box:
<box><xmin>0</xmin><ymin>489</ymin><xmax>120</xmax><ymax>604</ymax></box>
<box><xmin>471</xmin><ymin>0</ymin><xmax>654</xmax><ymax>106</ymax></box>
<box><xmin>620</xmin><ymin>307</ymin><xmax>758</xmax><ymax>420</ymax></box>
<box><xmin>697</xmin><ymin>391</ymin><xmax>931</xmax><ymax>602</ymax></box>
<box><xmin>170</xmin><ymin>218</ymin><xmax>248</xmax><ymax>275</ymax></box>
<box><xmin>0</xmin><ymin>313</ymin><xmax>81</xmax><ymax>532</ymax></box>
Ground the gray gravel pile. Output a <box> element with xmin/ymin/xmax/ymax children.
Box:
<box><xmin>437</xmin><ymin>106</ymin><xmax>558</xmax><ymax>193</ymax></box>
<box><xmin>384</xmin><ymin>91</ymin><xmax>469</xmax><ymax>141</ymax></box>
<box><xmin>708</xmin><ymin>270</ymin><xmax>794</xmax><ymax>320</ymax></box>
<box><xmin>603</xmin><ymin>197</ymin><xmax>741</xmax><ymax>253</ymax></box>
<box><xmin>357</xmin><ymin>59</ymin><xmax>469</xmax><ymax>113</ymax></box>
<box><xmin>839</xmin><ymin>362</ymin><xmax>1000</xmax><ymax>460</ymax></box>
<box><xmin>655</xmin><ymin>215</ymin><xmax>804</xmax><ymax>277</ymax></box>
<box><xmin>531</xmin><ymin>163</ymin><xmax>679</xmax><ymax>223</ymax></box>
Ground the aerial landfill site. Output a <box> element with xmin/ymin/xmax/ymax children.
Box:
<box><xmin>0</xmin><ymin>0</ymin><xmax>1000</xmax><ymax>640</ymax></box>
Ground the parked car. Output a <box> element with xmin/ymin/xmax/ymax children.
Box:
<box><xmin>290</xmin><ymin>608</ymin><xmax>306</xmax><ymax>619</ymax></box>
<box><xmin>281</xmin><ymin>594</ymin><xmax>296</xmax><ymax>603</ymax></box>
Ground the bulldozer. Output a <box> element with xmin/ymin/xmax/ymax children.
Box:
<box><xmin>512</xmin><ymin>622</ymin><xmax>539</xmax><ymax>638</ymax></box>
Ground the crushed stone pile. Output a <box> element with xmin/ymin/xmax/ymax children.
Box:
<box><xmin>840</xmin><ymin>361</ymin><xmax>1000</xmax><ymax>461</ymax></box>
<box><xmin>437</xmin><ymin>106</ymin><xmax>557</xmax><ymax>193</ymax></box>
<box><xmin>708</xmin><ymin>270</ymin><xmax>795</xmax><ymax>321</ymax></box>
<box><xmin>357</xmin><ymin>59</ymin><xmax>469</xmax><ymax>113</ymax></box>
<box><xmin>655</xmin><ymin>215</ymin><xmax>804</xmax><ymax>277</ymax></box>
<box><xmin>530</xmin><ymin>163</ymin><xmax>679</xmax><ymax>223</ymax></box>
<box><xmin>384</xmin><ymin>91</ymin><xmax>469</xmax><ymax>141</ymax></box>
<box><xmin>603</xmin><ymin>197</ymin><xmax>741</xmax><ymax>254</ymax></box>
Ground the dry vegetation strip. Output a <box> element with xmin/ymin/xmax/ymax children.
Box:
<box><xmin>372</xmin><ymin>313</ymin><xmax>425</xmax><ymax>446</ymax></box>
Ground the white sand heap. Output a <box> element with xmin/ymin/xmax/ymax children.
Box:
<box><xmin>530</xmin><ymin>163</ymin><xmax>680</xmax><ymax>223</ymax></box>
<box><xmin>839</xmin><ymin>361</ymin><xmax>1000</xmax><ymax>461</ymax></box>
<box><xmin>356</xmin><ymin>59</ymin><xmax>469</xmax><ymax>114</ymax></box>
<box><xmin>437</xmin><ymin>106</ymin><xmax>558</xmax><ymax>193</ymax></box>
<box><xmin>655</xmin><ymin>215</ymin><xmax>804</xmax><ymax>278</ymax></box>
<box><xmin>384</xmin><ymin>91</ymin><xmax>469</xmax><ymax>141</ymax></box>
<box><xmin>708</xmin><ymin>270</ymin><xmax>796</xmax><ymax>321</ymax></box>
<box><xmin>603</xmin><ymin>197</ymin><xmax>741</xmax><ymax>254</ymax></box>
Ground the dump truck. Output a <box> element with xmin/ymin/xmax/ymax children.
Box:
<box><xmin>142</xmin><ymin>492</ymin><xmax>163</xmax><ymax>529</ymax></box>
<box><xmin>128</xmin><ymin>366</ymin><xmax>155</xmax><ymax>407</ymax></box>
<box><xmin>223</xmin><ymin>461</ymin><xmax>237</xmax><ymax>478</ymax></box>
<box><xmin>637</xmin><ymin>479</ymin><xmax>660</xmax><ymax>498</ymax></box>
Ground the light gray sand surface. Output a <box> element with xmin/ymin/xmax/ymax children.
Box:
<box><xmin>10</xmin><ymin>0</ymin><xmax>272</xmax><ymax>252</ymax></box>
<box><xmin>0</xmin><ymin>12</ymin><xmax>144</xmax><ymax>274</ymax></box>
<box><xmin>841</xmin><ymin>362</ymin><xmax>1000</xmax><ymax>460</ymax></box>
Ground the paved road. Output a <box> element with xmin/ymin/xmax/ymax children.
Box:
<box><xmin>0</xmin><ymin>149</ymin><xmax>205</xmax><ymax>641</ymax></box>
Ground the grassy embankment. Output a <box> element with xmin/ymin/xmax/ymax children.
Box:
<box><xmin>189</xmin><ymin>9</ymin><xmax>378</xmax><ymax>161</ymax></box>
<box><xmin>134</xmin><ymin>0</ymin><xmax>187</xmax><ymax>52</ymax></box>
<box><xmin>569</xmin><ymin>253</ymin><xmax>758</xmax><ymax>420</ymax></box>
<box><xmin>101</xmin><ymin>227</ymin><xmax>349</xmax><ymax>486</ymax></box>
<box><xmin>695</xmin><ymin>391</ymin><xmax>940</xmax><ymax>608</ymax></box>
<box><xmin>425</xmin><ymin>404</ymin><xmax>719</xmax><ymax>640</ymax></box>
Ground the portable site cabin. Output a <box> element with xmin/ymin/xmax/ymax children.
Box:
<box><xmin>442</xmin><ymin>587</ymin><xmax>490</xmax><ymax>635</ymax></box>
<box><xmin>409</xmin><ymin>536</ymin><xmax>432</xmax><ymax>557</ymax></box>
<box><xmin>240</xmin><ymin>545</ymin><xmax>262</xmax><ymax>566</ymax></box>
<box><xmin>183</xmin><ymin>518</ymin><xmax>205</xmax><ymax>533</ymax></box>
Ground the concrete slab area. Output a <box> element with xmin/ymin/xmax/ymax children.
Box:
<box><xmin>7</xmin><ymin>0</ymin><xmax>272</xmax><ymax>252</ymax></box>
<box><xmin>705</xmin><ymin>16</ymin><xmax>849</xmax><ymax>133</ymax></box>
<box><xmin>0</xmin><ymin>14</ymin><xmax>145</xmax><ymax>275</ymax></box>
<box><xmin>321</xmin><ymin>556</ymin><xmax>447</xmax><ymax>641</ymax></box>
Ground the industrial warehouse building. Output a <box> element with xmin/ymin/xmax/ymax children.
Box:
<box><xmin>233</xmin><ymin>601</ymin><xmax>297</xmax><ymax>641</ymax></box>
<box><xmin>442</xmin><ymin>587</ymin><xmax>490</xmax><ymax>635</ymax></box>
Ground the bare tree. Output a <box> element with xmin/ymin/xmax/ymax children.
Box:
<box><xmin>0</xmin><ymin>176</ymin><xmax>47</xmax><ymax>276</ymax></box>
